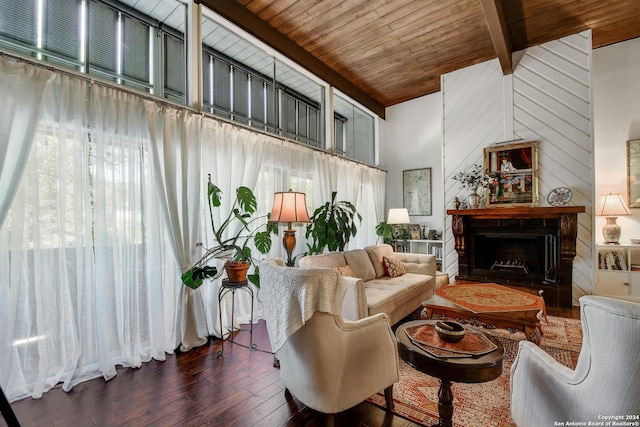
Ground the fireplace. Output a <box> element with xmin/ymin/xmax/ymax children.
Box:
<box><xmin>447</xmin><ymin>206</ymin><xmax>585</xmax><ymax>308</ymax></box>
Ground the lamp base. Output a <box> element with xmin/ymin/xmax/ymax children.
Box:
<box><xmin>602</xmin><ymin>216</ymin><xmax>621</xmax><ymax>244</ymax></box>
<box><xmin>282</xmin><ymin>229</ymin><xmax>296</xmax><ymax>266</ymax></box>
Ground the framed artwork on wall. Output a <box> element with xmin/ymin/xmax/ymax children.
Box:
<box><xmin>484</xmin><ymin>141</ymin><xmax>539</xmax><ymax>207</ymax></box>
<box><xmin>403</xmin><ymin>168</ymin><xmax>432</xmax><ymax>216</ymax></box>
<box><xmin>627</xmin><ymin>139</ymin><xmax>640</xmax><ymax>208</ymax></box>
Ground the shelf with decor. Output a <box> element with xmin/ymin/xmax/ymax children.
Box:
<box><xmin>595</xmin><ymin>243</ymin><xmax>640</xmax><ymax>298</ymax></box>
<box><xmin>408</xmin><ymin>239</ymin><xmax>443</xmax><ymax>270</ymax></box>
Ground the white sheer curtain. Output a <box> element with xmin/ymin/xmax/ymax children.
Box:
<box><xmin>0</xmin><ymin>56</ymin><xmax>55</xmax><ymax>228</ymax></box>
<box><xmin>200</xmin><ymin>120</ymin><xmax>265</xmax><ymax>332</ymax></box>
<box><xmin>0</xmin><ymin>64</ymin><xmax>180</xmax><ymax>401</ymax></box>
<box><xmin>144</xmin><ymin>102</ymin><xmax>206</xmax><ymax>352</ymax></box>
<box><xmin>0</xmin><ymin>56</ymin><xmax>387</xmax><ymax>403</ymax></box>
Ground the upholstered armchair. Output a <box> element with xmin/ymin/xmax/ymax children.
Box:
<box><xmin>510</xmin><ymin>295</ymin><xmax>640</xmax><ymax>426</ymax></box>
<box><xmin>259</xmin><ymin>258</ymin><xmax>399</xmax><ymax>421</ymax></box>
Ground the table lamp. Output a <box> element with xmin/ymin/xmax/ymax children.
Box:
<box><xmin>269</xmin><ymin>190</ymin><xmax>311</xmax><ymax>266</ymax></box>
<box><xmin>387</xmin><ymin>208</ymin><xmax>411</xmax><ymax>251</ymax></box>
<box><xmin>595</xmin><ymin>193</ymin><xmax>631</xmax><ymax>244</ymax></box>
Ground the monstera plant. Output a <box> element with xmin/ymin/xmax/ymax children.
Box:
<box><xmin>181</xmin><ymin>174</ymin><xmax>278</xmax><ymax>290</ymax></box>
<box><xmin>305</xmin><ymin>191</ymin><xmax>361</xmax><ymax>255</ymax></box>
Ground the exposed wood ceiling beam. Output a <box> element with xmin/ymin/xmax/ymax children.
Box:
<box><xmin>479</xmin><ymin>0</ymin><xmax>513</xmax><ymax>74</ymax></box>
<box><xmin>196</xmin><ymin>0</ymin><xmax>386</xmax><ymax>119</ymax></box>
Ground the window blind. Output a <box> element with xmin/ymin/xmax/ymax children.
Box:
<box><xmin>44</xmin><ymin>0</ymin><xmax>81</xmax><ymax>63</ymax></box>
<box><xmin>122</xmin><ymin>14</ymin><xmax>149</xmax><ymax>84</ymax></box>
<box><xmin>164</xmin><ymin>33</ymin><xmax>184</xmax><ymax>99</ymax></box>
<box><xmin>89</xmin><ymin>0</ymin><xmax>117</xmax><ymax>74</ymax></box>
<box><xmin>0</xmin><ymin>0</ymin><xmax>36</xmax><ymax>46</ymax></box>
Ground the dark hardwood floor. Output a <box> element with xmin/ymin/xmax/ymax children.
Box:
<box><xmin>4</xmin><ymin>306</ymin><xmax>579</xmax><ymax>427</ymax></box>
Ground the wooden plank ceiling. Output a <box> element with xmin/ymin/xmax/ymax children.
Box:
<box><xmin>201</xmin><ymin>0</ymin><xmax>640</xmax><ymax>117</ymax></box>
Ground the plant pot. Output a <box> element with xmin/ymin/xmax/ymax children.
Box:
<box><xmin>224</xmin><ymin>261</ymin><xmax>250</xmax><ymax>283</ymax></box>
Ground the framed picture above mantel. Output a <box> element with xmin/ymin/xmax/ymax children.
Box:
<box><xmin>484</xmin><ymin>141</ymin><xmax>539</xmax><ymax>208</ymax></box>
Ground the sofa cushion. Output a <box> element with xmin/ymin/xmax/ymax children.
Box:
<box><xmin>365</xmin><ymin>244</ymin><xmax>395</xmax><ymax>278</ymax></box>
<box><xmin>365</xmin><ymin>273</ymin><xmax>433</xmax><ymax>323</ymax></box>
<box><xmin>343</xmin><ymin>249</ymin><xmax>376</xmax><ymax>281</ymax></box>
<box><xmin>383</xmin><ymin>256</ymin><xmax>406</xmax><ymax>278</ymax></box>
<box><xmin>298</xmin><ymin>251</ymin><xmax>347</xmax><ymax>269</ymax></box>
<box><xmin>335</xmin><ymin>265</ymin><xmax>356</xmax><ymax>277</ymax></box>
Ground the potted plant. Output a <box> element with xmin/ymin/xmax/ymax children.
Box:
<box><xmin>181</xmin><ymin>174</ymin><xmax>278</xmax><ymax>290</ymax></box>
<box><xmin>375</xmin><ymin>221</ymin><xmax>409</xmax><ymax>251</ymax></box>
<box><xmin>375</xmin><ymin>221</ymin><xmax>394</xmax><ymax>244</ymax></box>
<box><xmin>305</xmin><ymin>191</ymin><xmax>362</xmax><ymax>255</ymax></box>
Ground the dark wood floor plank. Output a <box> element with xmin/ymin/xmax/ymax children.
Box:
<box><xmin>7</xmin><ymin>310</ymin><xmax>581</xmax><ymax>427</ymax></box>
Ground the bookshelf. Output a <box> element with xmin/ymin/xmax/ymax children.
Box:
<box><xmin>408</xmin><ymin>239</ymin><xmax>443</xmax><ymax>270</ymax></box>
<box><xmin>595</xmin><ymin>243</ymin><xmax>640</xmax><ymax>298</ymax></box>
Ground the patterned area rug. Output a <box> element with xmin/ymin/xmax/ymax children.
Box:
<box><xmin>368</xmin><ymin>315</ymin><xmax>582</xmax><ymax>426</ymax></box>
<box><xmin>436</xmin><ymin>283</ymin><xmax>546</xmax><ymax>313</ymax></box>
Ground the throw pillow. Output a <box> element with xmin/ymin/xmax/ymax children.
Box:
<box><xmin>335</xmin><ymin>265</ymin><xmax>356</xmax><ymax>277</ymax></box>
<box><xmin>383</xmin><ymin>256</ymin><xmax>406</xmax><ymax>278</ymax></box>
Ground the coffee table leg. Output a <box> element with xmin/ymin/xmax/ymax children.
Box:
<box><xmin>525</xmin><ymin>324</ymin><xmax>542</xmax><ymax>345</ymax></box>
<box><xmin>433</xmin><ymin>379</ymin><xmax>454</xmax><ymax>427</ymax></box>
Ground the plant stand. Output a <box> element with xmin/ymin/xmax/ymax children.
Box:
<box><xmin>217</xmin><ymin>278</ymin><xmax>256</xmax><ymax>358</ymax></box>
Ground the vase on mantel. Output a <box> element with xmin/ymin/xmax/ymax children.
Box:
<box><xmin>468</xmin><ymin>190</ymin><xmax>481</xmax><ymax>209</ymax></box>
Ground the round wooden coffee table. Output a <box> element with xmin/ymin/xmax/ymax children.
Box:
<box><xmin>396</xmin><ymin>320</ymin><xmax>505</xmax><ymax>427</ymax></box>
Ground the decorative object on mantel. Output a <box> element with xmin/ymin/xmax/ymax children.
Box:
<box><xmin>595</xmin><ymin>193</ymin><xmax>631</xmax><ymax>244</ymax></box>
<box><xmin>452</xmin><ymin>163</ymin><xmax>490</xmax><ymax>209</ymax></box>
<box><xmin>484</xmin><ymin>141</ymin><xmax>539</xmax><ymax>207</ymax></box>
<box><xmin>452</xmin><ymin>196</ymin><xmax>461</xmax><ymax>209</ymax></box>
<box><xmin>547</xmin><ymin>187</ymin><xmax>572</xmax><ymax>207</ymax></box>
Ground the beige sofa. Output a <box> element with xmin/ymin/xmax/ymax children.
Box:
<box><xmin>298</xmin><ymin>244</ymin><xmax>437</xmax><ymax>325</ymax></box>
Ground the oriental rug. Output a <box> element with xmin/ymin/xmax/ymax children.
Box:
<box><xmin>367</xmin><ymin>315</ymin><xmax>582</xmax><ymax>427</ymax></box>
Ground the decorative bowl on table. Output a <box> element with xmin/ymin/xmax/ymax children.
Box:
<box><xmin>631</xmin><ymin>239</ymin><xmax>640</xmax><ymax>244</ymax></box>
<box><xmin>435</xmin><ymin>321</ymin><xmax>466</xmax><ymax>342</ymax></box>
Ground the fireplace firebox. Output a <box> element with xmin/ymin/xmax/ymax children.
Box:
<box><xmin>447</xmin><ymin>206</ymin><xmax>585</xmax><ymax>308</ymax></box>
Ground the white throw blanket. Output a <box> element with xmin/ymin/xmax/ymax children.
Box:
<box><xmin>260</xmin><ymin>258</ymin><xmax>346</xmax><ymax>353</ymax></box>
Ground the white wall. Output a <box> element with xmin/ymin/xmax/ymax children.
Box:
<box><xmin>593</xmin><ymin>37</ymin><xmax>640</xmax><ymax>241</ymax></box>
<box><xmin>382</xmin><ymin>93</ymin><xmax>444</xmax><ymax>235</ymax></box>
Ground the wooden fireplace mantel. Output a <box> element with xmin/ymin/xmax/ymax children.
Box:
<box><xmin>446</xmin><ymin>205</ymin><xmax>585</xmax><ymax>308</ymax></box>
<box><xmin>446</xmin><ymin>206</ymin><xmax>585</xmax><ymax>218</ymax></box>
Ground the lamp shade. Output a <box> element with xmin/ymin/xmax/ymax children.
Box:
<box><xmin>595</xmin><ymin>194</ymin><xmax>631</xmax><ymax>217</ymax></box>
<box><xmin>387</xmin><ymin>208</ymin><xmax>410</xmax><ymax>224</ymax></box>
<box><xmin>269</xmin><ymin>190</ymin><xmax>311</xmax><ymax>224</ymax></box>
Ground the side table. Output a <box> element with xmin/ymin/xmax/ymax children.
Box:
<box><xmin>217</xmin><ymin>278</ymin><xmax>256</xmax><ymax>357</ymax></box>
<box><xmin>396</xmin><ymin>320</ymin><xmax>504</xmax><ymax>427</ymax></box>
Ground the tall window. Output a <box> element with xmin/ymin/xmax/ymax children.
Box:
<box><xmin>201</xmin><ymin>14</ymin><xmax>325</xmax><ymax>148</ymax></box>
<box><xmin>334</xmin><ymin>94</ymin><xmax>375</xmax><ymax>165</ymax></box>
<box><xmin>0</xmin><ymin>0</ymin><xmax>186</xmax><ymax>103</ymax></box>
<box><xmin>0</xmin><ymin>2</ymin><xmax>378</xmax><ymax>166</ymax></box>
